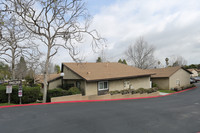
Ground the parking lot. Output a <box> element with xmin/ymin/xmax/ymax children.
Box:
<box><xmin>0</xmin><ymin>84</ymin><xmax>200</xmax><ymax>133</ymax></box>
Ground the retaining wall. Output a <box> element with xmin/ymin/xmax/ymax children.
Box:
<box><xmin>51</xmin><ymin>92</ymin><xmax>160</xmax><ymax>102</ymax></box>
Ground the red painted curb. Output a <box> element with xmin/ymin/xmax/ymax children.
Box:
<box><xmin>0</xmin><ymin>87</ymin><xmax>197</xmax><ymax>109</ymax></box>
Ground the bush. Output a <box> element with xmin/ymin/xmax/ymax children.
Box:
<box><xmin>67</xmin><ymin>87</ymin><xmax>81</xmax><ymax>95</ymax></box>
<box><xmin>0</xmin><ymin>85</ymin><xmax>8</xmax><ymax>103</ymax></box>
<box><xmin>130</xmin><ymin>89</ymin><xmax>137</xmax><ymax>94</ymax></box>
<box><xmin>146</xmin><ymin>88</ymin><xmax>153</xmax><ymax>93</ymax></box>
<box><xmin>172</xmin><ymin>84</ymin><xmax>195</xmax><ymax>92</ymax></box>
<box><xmin>0</xmin><ymin>85</ymin><xmax>40</xmax><ymax>104</ymax></box>
<box><xmin>152</xmin><ymin>83</ymin><xmax>157</xmax><ymax>87</ymax></box>
<box><xmin>48</xmin><ymin>88</ymin><xmax>69</xmax><ymax>97</ymax></box>
<box><xmin>182</xmin><ymin>84</ymin><xmax>195</xmax><ymax>90</ymax></box>
<box><xmin>109</xmin><ymin>90</ymin><xmax>120</xmax><ymax>95</ymax></box>
<box><xmin>173</xmin><ymin>86</ymin><xmax>182</xmax><ymax>91</ymax></box>
<box><xmin>47</xmin><ymin>88</ymin><xmax>69</xmax><ymax>102</ymax></box>
<box><xmin>109</xmin><ymin>88</ymin><xmax>158</xmax><ymax>95</ymax></box>
<box><xmin>136</xmin><ymin>88</ymin><xmax>146</xmax><ymax>94</ymax></box>
<box><xmin>121</xmin><ymin>89</ymin><xmax>130</xmax><ymax>95</ymax></box>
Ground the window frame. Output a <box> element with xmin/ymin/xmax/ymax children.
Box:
<box><xmin>98</xmin><ymin>81</ymin><xmax>109</xmax><ymax>91</ymax></box>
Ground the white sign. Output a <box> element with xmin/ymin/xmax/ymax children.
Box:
<box><xmin>6</xmin><ymin>85</ymin><xmax>12</xmax><ymax>94</ymax></box>
<box><xmin>9</xmin><ymin>80</ymin><xmax>22</xmax><ymax>85</ymax></box>
<box><xmin>18</xmin><ymin>90</ymin><xmax>22</xmax><ymax>97</ymax></box>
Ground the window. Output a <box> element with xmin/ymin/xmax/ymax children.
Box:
<box><xmin>124</xmin><ymin>81</ymin><xmax>130</xmax><ymax>89</ymax></box>
<box><xmin>98</xmin><ymin>81</ymin><xmax>108</xmax><ymax>90</ymax></box>
<box><xmin>176</xmin><ymin>80</ymin><xmax>180</xmax><ymax>86</ymax></box>
<box><xmin>76</xmin><ymin>81</ymin><xmax>81</xmax><ymax>89</ymax></box>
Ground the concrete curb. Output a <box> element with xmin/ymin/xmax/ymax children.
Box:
<box><xmin>0</xmin><ymin>87</ymin><xmax>197</xmax><ymax>109</ymax></box>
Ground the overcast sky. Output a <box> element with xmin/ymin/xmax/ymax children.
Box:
<box><xmin>53</xmin><ymin>0</ymin><xmax>200</xmax><ymax>66</ymax></box>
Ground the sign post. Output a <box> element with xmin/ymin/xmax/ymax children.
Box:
<box><xmin>18</xmin><ymin>84</ymin><xmax>23</xmax><ymax>104</ymax></box>
<box><xmin>6</xmin><ymin>85</ymin><xmax>12</xmax><ymax>104</ymax></box>
<box><xmin>8</xmin><ymin>80</ymin><xmax>22</xmax><ymax>104</ymax></box>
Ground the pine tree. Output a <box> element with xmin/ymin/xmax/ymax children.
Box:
<box><xmin>96</xmin><ymin>57</ymin><xmax>102</xmax><ymax>63</ymax></box>
<box><xmin>54</xmin><ymin>65</ymin><xmax>61</xmax><ymax>74</ymax></box>
<box><xmin>122</xmin><ymin>59</ymin><xmax>127</xmax><ymax>65</ymax></box>
<box><xmin>118</xmin><ymin>59</ymin><xmax>123</xmax><ymax>63</ymax></box>
<box><xmin>16</xmin><ymin>57</ymin><xmax>27</xmax><ymax>79</ymax></box>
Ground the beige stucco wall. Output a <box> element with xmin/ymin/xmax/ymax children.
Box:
<box><xmin>48</xmin><ymin>78</ymin><xmax>62</xmax><ymax>90</ymax></box>
<box><xmin>85</xmin><ymin>82</ymin><xmax>97</xmax><ymax>96</ymax></box>
<box><xmin>63</xmin><ymin>66</ymin><xmax>82</xmax><ymax>79</ymax></box>
<box><xmin>84</xmin><ymin>76</ymin><xmax>151</xmax><ymax>96</ymax></box>
<box><xmin>109</xmin><ymin>76</ymin><xmax>151</xmax><ymax>91</ymax></box>
<box><xmin>169</xmin><ymin>69</ymin><xmax>190</xmax><ymax>89</ymax></box>
<box><xmin>151</xmin><ymin>78</ymin><xmax>169</xmax><ymax>90</ymax></box>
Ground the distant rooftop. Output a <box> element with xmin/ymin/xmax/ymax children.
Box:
<box><xmin>62</xmin><ymin>62</ymin><xmax>154</xmax><ymax>81</ymax></box>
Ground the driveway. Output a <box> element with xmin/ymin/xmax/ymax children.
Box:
<box><xmin>0</xmin><ymin>84</ymin><xmax>200</xmax><ymax>133</ymax></box>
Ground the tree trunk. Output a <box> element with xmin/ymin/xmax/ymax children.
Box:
<box><xmin>11</xmin><ymin>50</ymin><xmax>15</xmax><ymax>80</ymax></box>
<box><xmin>42</xmin><ymin>45</ymin><xmax>51</xmax><ymax>103</ymax></box>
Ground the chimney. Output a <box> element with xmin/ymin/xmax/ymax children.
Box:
<box><xmin>106</xmin><ymin>63</ymin><xmax>109</xmax><ymax>67</ymax></box>
<box><xmin>87</xmin><ymin>72</ymin><xmax>91</xmax><ymax>75</ymax></box>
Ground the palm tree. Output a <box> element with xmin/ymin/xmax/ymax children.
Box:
<box><xmin>165</xmin><ymin>58</ymin><xmax>169</xmax><ymax>67</ymax></box>
<box><xmin>158</xmin><ymin>61</ymin><xmax>161</xmax><ymax>68</ymax></box>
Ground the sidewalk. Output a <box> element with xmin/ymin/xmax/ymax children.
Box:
<box><xmin>159</xmin><ymin>92</ymin><xmax>169</xmax><ymax>95</ymax></box>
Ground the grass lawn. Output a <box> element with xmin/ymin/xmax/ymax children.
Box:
<box><xmin>0</xmin><ymin>103</ymin><xmax>16</xmax><ymax>106</ymax></box>
<box><xmin>158</xmin><ymin>90</ymin><xmax>176</xmax><ymax>93</ymax></box>
<box><xmin>0</xmin><ymin>101</ymin><xmax>43</xmax><ymax>106</ymax></box>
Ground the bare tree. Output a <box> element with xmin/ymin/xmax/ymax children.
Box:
<box><xmin>2</xmin><ymin>0</ymin><xmax>104</xmax><ymax>102</ymax></box>
<box><xmin>125</xmin><ymin>37</ymin><xmax>156</xmax><ymax>69</ymax></box>
<box><xmin>170</xmin><ymin>55</ymin><xmax>187</xmax><ymax>67</ymax></box>
<box><xmin>0</xmin><ymin>14</ymin><xmax>39</xmax><ymax>79</ymax></box>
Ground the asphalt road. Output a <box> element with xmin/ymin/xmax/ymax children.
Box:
<box><xmin>0</xmin><ymin>84</ymin><xmax>200</xmax><ymax>133</ymax></box>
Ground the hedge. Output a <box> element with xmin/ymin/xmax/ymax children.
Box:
<box><xmin>171</xmin><ymin>84</ymin><xmax>195</xmax><ymax>92</ymax></box>
<box><xmin>67</xmin><ymin>87</ymin><xmax>81</xmax><ymax>95</ymax></box>
<box><xmin>46</xmin><ymin>87</ymin><xmax>81</xmax><ymax>102</ymax></box>
<box><xmin>110</xmin><ymin>87</ymin><xmax>158</xmax><ymax>95</ymax></box>
<box><xmin>0</xmin><ymin>85</ymin><xmax>40</xmax><ymax>104</ymax></box>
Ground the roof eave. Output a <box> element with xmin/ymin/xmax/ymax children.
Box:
<box><xmin>86</xmin><ymin>74</ymin><xmax>152</xmax><ymax>82</ymax></box>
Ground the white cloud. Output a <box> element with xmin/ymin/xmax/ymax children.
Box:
<box><xmin>87</xmin><ymin>0</ymin><xmax>200</xmax><ymax>64</ymax></box>
<box><xmin>53</xmin><ymin>0</ymin><xmax>200</xmax><ymax>65</ymax></box>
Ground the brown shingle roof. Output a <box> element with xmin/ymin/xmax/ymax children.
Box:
<box><xmin>35</xmin><ymin>73</ymin><xmax>61</xmax><ymax>83</ymax></box>
<box><xmin>146</xmin><ymin>66</ymin><xmax>192</xmax><ymax>78</ymax></box>
<box><xmin>187</xmin><ymin>69</ymin><xmax>195</xmax><ymax>72</ymax></box>
<box><xmin>62</xmin><ymin>62</ymin><xmax>153</xmax><ymax>81</ymax></box>
<box><xmin>196</xmin><ymin>69</ymin><xmax>200</xmax><ymax>72</ymax></box>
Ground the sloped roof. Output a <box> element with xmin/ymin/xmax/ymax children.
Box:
<box><xmin>35</xmin><ymin>73</ymin><xmax>61</xmax><ymax>83</ymax></box>
<box><xmin>62</xmin><ymin>62</ymin><xmax>154</xmax><ymax>81</ymax></box>
<box><xmin>146</xmin><ymin>66</ymin><xmax>192</xmax><ymax>78</ymax></box>
<box><xmin>196</xmin><ymin>69</ymin><xmax>200</xmax><ymax>72</ymax></box>
<box><xmin>187</xmin><ymin>69</ymin><xmax>197</xmax><ymax>73</ymax></box>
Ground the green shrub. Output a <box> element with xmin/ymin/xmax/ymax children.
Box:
<box><xmin>146</xmin><ymin>88</ymin><xmax>153</xmax><ymax>93</ymax></box>
<box><xmin>47</xmin><ymin>88</ymin><xmax>69</xmax><ymax>97</ymax></box>
<box><xmin>109</xmin><ymin>88</ymin><xmax>158</xmax><ymax>95</ymax></box>
<box><xmin>109</xmin><ymin>90</ymin><xmax>120</xmax><ymax>95</ymax></box>
<box><xmin>47</xmin><ymin>88</ymin><xmax>69</xmax><ymax>102</ymax></box>
<box><xmin>38</xmin><ymin>93</ymin><xmax>43</xmax><ymax>100</ymax></box>
<box><xmin>152</xmin><ymin>83</ymin><xmax>157</xmax><ymax>87</ymax></box>
<box><xmin>173</xmin><ymin>86</ymin><xmax>182</xmax><ymax>91</ymax></box>
<box><xmin>121</xmin><ymin>89</ymin><xmax>130</xmax><ymax>95</ymax></box>
<box><xmin>130</xmin><ymin>89</ymin><xmax>137</xmax><ymax>94</ymax></box>
<box><xmin>191</xmin><ymin>84</ymin><xmax>196</xmax><ymax>87</ymax></box>
<box><xmin>67</xmin><ymin>87</ymin><xmax>81</xmax><ymax>95</ymax></box>
<box><xmin>182</xmin><ymin>84</ymin><xmax>195</xmax><ymax>90</ymax></box>
<box><xmin>0</xmin><ymin>85</ymin><xmax>8</xmax><ymax>103</ymax></box>
<box><xmin>0</xmin><ymin>85</ymin><xmax>40</xmax><ymax>104</ymax></box>
<box><xmin>136</xmin><ymin>88</ymin><xmax>146</xmax><ymax>94</ymax></box>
